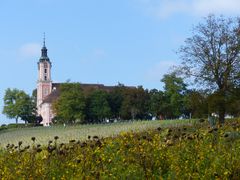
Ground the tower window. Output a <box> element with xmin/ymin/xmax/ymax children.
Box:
<box><xmin>44</xmin><ymin>69</ymin><xmax>47</xmax><ymax>73</ymax></box>
<box><xmin>44</xmin><ymin>63</ymin><xmax>48</xmax><ymax>68</ymax></box>
<box><xmin>44</xmin><ymin>76</ymin><xmax>47</xmax><ymax>81</ymax></box>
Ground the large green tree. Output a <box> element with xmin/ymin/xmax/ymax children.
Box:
<box><xmin>86</xmin><ymin>90</ymin><xmax>111</xmax><ymax>123</ymax></box>
<box><xmin>225</xmin><ymin>88</ymin><xmax>240</xmax><ymax>117</ymax></box>
<box><xmin>149</xmin><ymin>89</ymin><xmax>167</xmax><ymax>119</ymax></box>
<box><xmin>108</xmin><ymin>84</ymin><xmax>124</xmax><ymax>120</ymax></box>
<box><xmin>134</xmin><ymin>86</ymin><xmax>150</xmax><ymax>119</ymax></box>
<box><xmin>52</xmin><ymin>83</ymin><xmax>85</xmax><ymax>124</ymax></box>
<box><xmin>208</xmin><ymin>88</ymin><xmax>240</xmax><ymax>118</ymax></box>
<box><xmin>184</xmin><ymin>90</ymin><xmax>208</xmax><ymax>118</ymax></box>
<box><xmin>120</xmin><ymin>86</ymin><xmax>149</xmax><ymax>120</ymax></box>
<box><xmin>179</xmin><ymin>15</ymin><xmax>240</xmax><ymax>123</ymax></box>
<box><xmin>3</xmin><ymin>88</ymin><xmax>36</xmax><ymax>124</ymax></box>
<box><xmin>161</xmin><ymin>72</ymin><xmax>187</xmax><ymax>119</ymax></box>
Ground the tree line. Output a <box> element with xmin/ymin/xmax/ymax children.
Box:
<box><xmin>51</xmin><ymin>72</ymin><xmax>240</xmax><ymax>124</ymax></box>
<box><xmin>3</xmin><ymin>72</ymin><xmax>240</xmax><ymax>125</ymax></box>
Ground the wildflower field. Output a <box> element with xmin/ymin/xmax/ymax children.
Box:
<box><xmin>0</xmin><ymin>119</ymin><xmax>240</xmax><ymax>179</ymax></box>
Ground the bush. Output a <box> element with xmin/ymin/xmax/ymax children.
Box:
<box><xmin>7</xmin><ymin>123</ymin><xmax>25</xmax><ymax>129</ymax></box>
<box><xmin>0</xmin><ymin>125</ymin><xmax>7</xmax><ymax>131</ymax></box>
<box><xmin>7</xmin><ymin>123</ymin><xmax>36</xmax><ymax>129</ymax></box>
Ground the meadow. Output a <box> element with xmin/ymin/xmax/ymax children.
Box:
<box><xmin>0</xmin><ymin>119</ymin><xmax>191</xmax><ymax>148</ymax></box>
<box><xmin>0</xmin><ymin>119</ymin><xmax>240</xmax><ymax>179</ymax></box>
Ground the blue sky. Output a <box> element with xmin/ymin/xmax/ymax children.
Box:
<box><xmin>1</xmin><ymin>0</ymin><xmax>240</xmax><ymax>125</ymax></box>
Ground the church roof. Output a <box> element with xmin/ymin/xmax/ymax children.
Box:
<box><xmin>42</xmin><ymin>87</ymin><xmax>61</xmax><ymax>104</ymax></box>
<box><xmin>42</xmin><ymin>83</ymin><xmax>118</xmax><ymax>104</ymax></box>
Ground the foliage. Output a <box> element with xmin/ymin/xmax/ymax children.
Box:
<box><xmin>0</xmin><ymin>119</ymin><xmax>240</xmax><ymax>179</ymax></box>
<box><xmin>149</xmin><ymin>89</ymin><xmax>162</xmax><ymax>117</ymax></box>
<box><xmin>52</xmin><ymin>83</ymin><xmax>85</xmax><ymax>124</ymax></box>
<box><xmin>134</xmin><ymin>86</ymin><xmax>150</xmax><ymax>119</ymax></box>
<box><xmin>2</xmin><ymin>88</ymin><xmax>36</xmax><ymax>124</ymax></box>
<box><xmin>0</xmin><ymin>125</ymin><xmax>7</xmax><ymax>132</ymax></box>
<box><xmin>86</xmin><ymin>90</ymin><xmax>111</xmax><ymax>123</ymax></box>
<box><xmin>161</xmin><ymin>72</ymin><xmax>187</xmax><ymax>119</ymax></box>
<box><xmin>108</xmin><ymin>85</ymin><xmax>124</xmax><ymax>120</ymax></box>
<box><xmin>225</xmin><ymin>88</ymin><xmax>240</xmax><ymax>117</ymax></box>
<box><xmin>179</xmin><ymin>15</ymin><xmax>240</xmax><ymax>123</ymax></box>
<box><xmin>120</xmin><ymin>86</ymin><xmax>150</xmax><ymax>120</ymax></box>
<box><xmin>184</xmin><ymin>90</ymin><xmax>208</xmax><ymax>118</ymax></box>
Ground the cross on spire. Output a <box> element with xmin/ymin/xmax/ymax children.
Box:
<box><xmin>43</xmin><ymin>32</ymin><xmax>46</xmax><ymax>47</ymax></box>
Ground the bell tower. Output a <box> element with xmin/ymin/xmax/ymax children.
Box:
<box><xmin>37</xmin><ymin>34</ymin><xmax>52</xmax><ymax>112</ymax></box>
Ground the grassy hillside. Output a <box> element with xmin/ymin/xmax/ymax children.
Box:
<box><xmin>0</xmin><ymin>119</ymin><xmax>239</xmax><ymax>179</ymax></box>
<box><xmin>0</xmin><ymin>119</ymin><xmax>192</xmax><ymax>148</ymax></box>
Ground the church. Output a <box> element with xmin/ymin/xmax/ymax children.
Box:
<box><xmin>37</xmin><ymin>39</ymin><xmax>116</xmax><ymax>126</ymax></box>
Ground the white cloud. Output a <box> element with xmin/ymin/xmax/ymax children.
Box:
<box><xmin>136</xmin><ymin>0</ymin><xmax>240</xmax><ymax>19</ymax></box>
<box><xmin>19</xmin><ymin>43</ymin><xmax>41</xmax><ymax>58</ymax></box>
<box><xmin>193</xmin><ymin>0</ymin><xmax>240</xmax><ymax>15</ymax></box>
<box><xmin>145</xmin><ymin>60</ymin><xmax>178</xmax><ymax>82</ymax></box>
<box><xmin>93</xmin><ymin>48</ymin><xmax>106</xmax><ymax>59</ymax></box>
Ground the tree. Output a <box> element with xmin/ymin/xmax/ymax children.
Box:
<box><xmin>161</xmin><ymin>72</ymin><xmax>187</xmax><ymax>119</ymax></box>
<box><xmin>184</xmin><ymin>90</ymin><xmax>208</xmax><ymax>118</ymax></box>
<box><xmin>225</xmin><ymin>88</ymin><xmax>240</xmax><ymax>117</ymax></box>
<box><xmin>179</xmin><ymin>15</ymin><xmax>240</xmax><ymax>123</ymax></box>
<box><xmin>119</xmin><ymin>87</ymin><xmax>139</xmax><ymax>120</ymax></box>
<box><xmin>108</xmin><ymin>84</ymin><xmax>124</xmax><ymax>120</ymax></box>
<box><xmin>134</xmin><ymin>86</ymin><xmax>150</xmax><ymax>119</ymax></box>
<box><xmin>149</xmin><ymin>89</ymin><xmax>167</xmax><ymax>119</ymax></box>
<box><xmin>52</xmin><ymin>83</ymin><xmax>85</xmax><ymax>124</ymax></box>
<box><xmin>208</xmin><ymin>88</ymin><xmax>240</xmax><ymax>118</ymax></box>
<box><xmin>19</xmin><ymin>96</ymin><xmax>37</xmax><ymax>124</ymax></box>
<box><xmin>32</xmin><ymin>89</ymin><xmax>37</xmax><ymax>107</ymax></box>
<box><xmin>3</xmin><ymin>88</ymin><xmax>36</xmax><ymax>124</ymax></box>
<box><xmin>86</xmin><ymin>90</ymin><xmax>111</xmax><ymax>123</ymax></box>
<box><xmin>120</xmin><ymin>86</ymin><xmax>149</xmax><ymax>120</ymax></box>
<box><xmin>120</xmin><ymin>87</ymin><xmax>134</xmax><ymax>120</ymax></box>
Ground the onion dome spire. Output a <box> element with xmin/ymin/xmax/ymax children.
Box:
<box><xmin>39</xmin><ymin>33</ymin><xmax>50</xmax><ymax>62</ymax></box>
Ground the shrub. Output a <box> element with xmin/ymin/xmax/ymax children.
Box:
<box><xmin>6</xmin><ymin>123</ymin><xmax>37</xmax><ymax>129</ymax></box>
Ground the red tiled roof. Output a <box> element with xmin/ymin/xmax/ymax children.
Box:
<box><xmin>41</xmin><ymin>83</ymin><xmax>123</xmax><ymax>104</ymax></box>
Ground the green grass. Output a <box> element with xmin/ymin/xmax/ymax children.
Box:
<box><xmin>0</xmin><ymin>119</ymin><xmax>193</xmax><ymax>148</ymax></box>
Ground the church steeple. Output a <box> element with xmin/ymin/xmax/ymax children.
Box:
<box><xmin>37</xmin><ymin>34</ymin><xmax>53</xmax><ymax>126</ymax></box>
<box><xmin>38</xmin><ymin>33</ymin><xmax>52</xmax><ymax>82</ymax></box>
<box><xmin>40</xmin><ymin>33</ymin><xmax>50</xmax><ymax>61</ymax></box>
<box><xmin>37</xmin><ymin>34</ymin><xmax>53</xmax><ymax>123</ymax></box>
